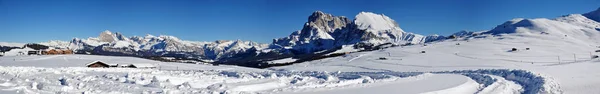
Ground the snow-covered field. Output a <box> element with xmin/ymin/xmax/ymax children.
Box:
<box><xmin>2</xmin><ymin>35</ymin><xmax>590</xmax><ymax>94</ymax></box>
<box><xmin>273</xmin><ymin>34</ymin><xmax>600</xmax><ymax>93</ymax></box>
<box><xmin>0</xmin><ymin>55</ymin><xmax>528</xmax><ymax>94</ymax></box>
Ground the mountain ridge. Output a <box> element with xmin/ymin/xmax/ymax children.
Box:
<box><xmin>4</xmin><ymin>8</ymin><xmax>600</xmax><ymax>68</ymax></box>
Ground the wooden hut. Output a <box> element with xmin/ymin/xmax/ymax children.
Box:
<box><xmin>86</xmin><ymin>61</ymin><xmax>110</xmax><ymax>68</ymax></box>
<box><xmin>46</xmin><ymin>49</ymin><xmax>59</xmax><ymax>55</ymax></box>
<box><xmin>63</xmin><ymin>49</ymin><xmax>73</xmax><ymax>54</ymax></box>
<box><xmin>55</xmin><ymin>49</ymin><xmax>64</xmax><ymax>54</ymax></box>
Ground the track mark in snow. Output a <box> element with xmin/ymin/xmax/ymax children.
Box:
<box><xmin>15</xmin><ymin>55</ymin><xmax>62</xmax><ymax>62</ymax></box>
<box><xmin>365</xmin><ymin>59</ymin><xmax>502</xmax><ymax>68</ymax></box>
<box><xmin>478</xmin><ymin>75</ymin><xmax>523</xmax><ymax>94</ymax></box>
<box><xmin>348</xmin><ymin>53</ymin><xmax>368</xmax><ymax>62</ymax></box>
<box><xmin>0</xmin><ymin>66</ymin><xmax>555</xmax><ymax>94</ymax></box>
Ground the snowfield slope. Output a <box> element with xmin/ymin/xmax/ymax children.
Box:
<box><xmin>273</xmin><ymin>11</ymin><xmax>600</xmax><ymax>93</ymax></box>
<box><xmin>0</xmin><ymin>54</ymin><xmax>555</xmax><ymax>94</ymax></box>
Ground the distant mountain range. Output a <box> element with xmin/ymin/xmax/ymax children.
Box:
<box><xmin>3</xmin><ymin>7</ymin><xmax>600</xmax><ymax>68</ymax></box>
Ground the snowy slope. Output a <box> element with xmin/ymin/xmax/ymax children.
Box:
<box><xmin>0</xmin><ymin>55</ymin><xmax>541</xmax><ymax>94</ymax></box>
<box><xmin>0</xmin><ymin>42</ymin><xmax>24</xmax><ymax>47</ymax></box>
<box><xmin>272</xmin><ymin>8</ymin><xmax>600</xmax><ymax>93</ymax></box>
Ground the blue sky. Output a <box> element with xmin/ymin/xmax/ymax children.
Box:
<box><xmin>1</xmin><ymin>0</ymin><xmax>599</xmax><ymax>43</ymax></box>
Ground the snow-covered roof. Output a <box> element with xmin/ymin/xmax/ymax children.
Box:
<box><xmin>129</xmin><ymin>63</ymin><xmax>156</xmax><ymax>68</ymax></box>
<box><xmin>86</xmin><ymin>60</ymin><xmax>108</xmax><ymax>66</ymax></box>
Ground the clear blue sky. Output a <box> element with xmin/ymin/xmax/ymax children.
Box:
<box><xmin>1</xmin><ymin>0</ymin><xmax>599</xmax><ymax>43</ymax></box>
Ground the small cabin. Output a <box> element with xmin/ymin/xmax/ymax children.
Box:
<box><xmin>63</xmin><ymin>50</ymin><xmax>74</xmax><ymax>54</ymax></box>
<box><xmin>86</xmin><ymin>61</ymin><xmax>110</xmax><ymax>68</ymax></box>
<box><xmin>46</xmin><ymin>49</ymin><xmax>59</xmax><ymax>55</ymax></box>
<box><xmin>55</xmin><ymin>50</ymin><xmax>64</xmax><ymax>54</ymax></box>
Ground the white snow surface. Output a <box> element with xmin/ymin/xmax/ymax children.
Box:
<box><xmin>267</xmin><ymin>58</ymin><xmax>298</xmax><ymax>64</ymax></box>
<box><xmin>0</xmin><ymin>42</ymin><xmax>24</xmax><ymax>47</ymax></box>
<box><xmin>2</xmin><ymin>47</ymin><xmax>34</xmax><ymax>56</ymax></box>
<box><xmin>0</xmin><ymin>54</ymin><xmax>544</xmax><ymax>94</ymax></box>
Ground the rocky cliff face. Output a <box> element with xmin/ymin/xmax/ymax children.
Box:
<box><xmin>273</xmin><ymin>11</ymin><xmax>351</xmax><ymax>54</ymax></box>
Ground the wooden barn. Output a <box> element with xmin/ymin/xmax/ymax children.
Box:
<box><xmin>63</xmin><ymin>50</ymin><xmax>74</xmax><ymax>54</ymax></box>
<box><xmin>45</xmin><ymin>49</ymin><xmax>59</xmax><ymax>55</ymax></box>
<box><xmin>43</xmin><ymin>49</ymin><xmax>73</xmax><ymax>55</ymax></box>
<box><xmin>86</xmin><ymin>61</ymin><xmax>110</xmax><ymax>68</ymax></box>
<box><xmin>55</xmin><ymin>50</ymin><xmax>64</xmax><ymax>54</ymax></box>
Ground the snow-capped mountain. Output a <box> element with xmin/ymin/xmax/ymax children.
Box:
<box><xmin>273</xmin><ymin>11</ymin><xmax>443</xmax><ymax>54</ymax></box>
<box><xmin>60</xmin><ymin>30</ymin><xmax>269</xmax><ymax>61</ymax></box>
<box><xmin>273</xmin><ymin>11</ymin><xmax>350</xmax><ymax>53</ymax></box>
<box><xmin>481</xmin><ymin>10</ymin><xmax>600</xmax><ymax>44</ymax></box>
<box><xmin>5</xmin><ymin>11</ymin><xmax>449</xmax><ymax>66</ymax></box>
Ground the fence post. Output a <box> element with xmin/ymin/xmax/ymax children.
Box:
<box><xmin>558</xmin><ymin>56</ymin><xmax>561</xmax><ymax>64</ymax></box>
<box><xmin>590</xmin><ymin>52</ymin><xmax>593</xmax><ymax>60</ymax></box>
<box><xmin>574</xmin><ymin>54</ymin><xmax>576</xmax><ymax>62</ymax></box>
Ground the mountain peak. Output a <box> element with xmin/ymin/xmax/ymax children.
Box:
<box><xmin>311</xmin><ymin>11</ymin><xmax>326</xmax><ymax>16</ymax></box>
<box><xmin>98</xmin><ymin>30</ymin><xmax>129</xmax><ymax>42</ymax></box>
<box><xmin>102</xmin><ymin>30</ymin><xmax>112</xmax><ymax>35</ymax></box>
<box><xmin>304</xmin><ymin>11</ymin><xmax>350</xmax><ymax>33</ymax></box>
<box><xmin>308</xmin><ymin>11</ymin><xmax>333</xmax><ymax>22</ymax></box>
<box><xmin>354</xmin><ymin>12</ymin><xmax>400</xmax><ymax>31</ymax></box>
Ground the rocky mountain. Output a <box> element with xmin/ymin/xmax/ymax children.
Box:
<box><xmin>273</xmin><ymin>11</ymin><xmax>443</xmax><ymax>54</ymax></box>
<box><xmin>7</xmin><ymin>11</ymin><xmax>451</xmax><ymax>67</ymax></box>
<box><xmin>56</xmin><ymin>30</ymin><xmax>269</xmax><ymax>61</ymax></box>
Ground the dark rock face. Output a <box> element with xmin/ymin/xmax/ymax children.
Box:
<box><xmin>273</xmin><ymin>11</ymin><xmax>351</xmax><ymax>54</ymax></box>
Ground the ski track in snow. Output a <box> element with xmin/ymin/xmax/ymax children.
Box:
<box><xmin>0</xmin><ymin>65</ymin><xmax>544</xmax><ymax>94</ymax></box>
